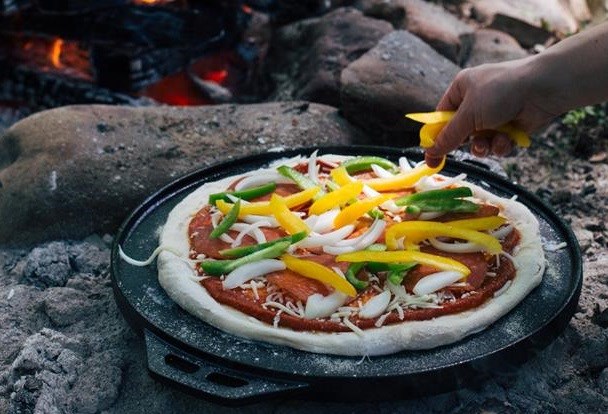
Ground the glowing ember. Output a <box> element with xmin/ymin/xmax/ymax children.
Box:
<box><xmin>133</xmin><ymin>0</ymin><xmax>174</xmax><ymax>5</ymax></box>
<box><xmin>204</xmin><ymin>69</ymin><xmax>228</xmax><ymax>84</ymax></box>
<box><xmin>50</xmin><ymin>38</ymin><xmax>64</xmax><ymax>69</ymax></box>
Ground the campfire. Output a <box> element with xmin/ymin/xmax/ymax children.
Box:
<box><xmin>0</xmin><ymin>0</ymin><xmax>259</xmax><ymax>118</ymax></box>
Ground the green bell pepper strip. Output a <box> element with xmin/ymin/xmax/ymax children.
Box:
<box><xmin>394</xmin><ymin>187</ymin><xmax>473</xmax><ymax>206</ymax></box>
<box><xmin>201</xmin><ymin>240</ymin><xmax>291</xmax><ymax>276</ymax></box>
<box><xmin>367</xmin><ymin>261</ymin><xmax>417</xmax><ymax>274</ymax></box>
<box><xmin>386</xmin><ymin>262</ymin><xmax>417</xmax><ymax>285</ymax></box>
<box><xmin>341</xmin><ymin>156</ymin><xmax>398</xmax><ymax>174</ymax></box>
<box><xmin>208</xmin><ymin>182</ymin><xmax>277</xmax><ymax>206</ymax></box>
<box><xmin>209</xmin><ymin>200</ymin><xmax>240</xmax><ymax>239</ymax></box>
<box><xmin>404</xmin><ymin>198</ymin><xmax>479</xmax><ymax>214</ymax></box>
<box><xmin>345</xmin><ymin>262</ymin><xmax>368</xmax><ymax>291</ymax></box>
<box><xmin>344</xmin><ymin>244</ymin><xmax>389</xmax><ymax>291</ymax></box>
<box><xmin>366</xmin><ymin>243</ymin><xmax>387</xmax><ymax>252</ymax></box>
<box><xmin>367</xmin><ymin>208</ymin><xmax>384</xmax><ymax>220</ymax></box>
<box><xmin>277</xmin><ymin>165</ymin><xmax>326</xmax><ymax>199</ymax></box>
<box><xmin>219</xmin><ymin>231</ymin><xmax>307</xmax><ymax>258</ymax></box>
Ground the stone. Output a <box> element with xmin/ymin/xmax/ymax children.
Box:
<box><xmin>400</xmin><ymin>0</ymin><xmax>475</xmax><ymax>62</ymax></box>
<box><xmin>354</xmin><ymin>0</ymin><xmax>406</xmax><ymax>27</ymax></box>
<box><xmin>22</xmin><ymin>242</ymin><xmax>72</xmax><ymax>288</ymax></box>
<box><xmin>466</xmin><ymin>0</ymin><xmax>579</xmax><ymax>35</ymax></box>
<box><xmin>7</xmin><ymin>328</ymin><xmax>124</xmax><ymax>414</ymax></box>
<box><xmin>489</xmin><ymin>13</ymin><xmax>553</xmax><ymax>48</ymax></box>
<box><xmin>341</xmin><ymin>30</ymin><xmax>459</xmax><ymax>144</ymax></box>
<box><xmin>459</xmin><ymin>29</ymin><xmax>529</xmax><ymax>67</ymax></box>
<box><xmin>0</xmin><ymin>102</ymin><xmax>369</xmax><ymax>246</ymax></box>
<box><xmin>266</xmin><ymin>7</ymin><xmax>392</xmax><ymax>106</ymax></box>
<box><xmin>43</xmin><ymin>287</ymin><xmax>99</xmax><ymax>327</ymax></box>
<box><xmin>355</xmin><ymin>0</ymin><xmax>475</xmax><ymax>62</ymax></box>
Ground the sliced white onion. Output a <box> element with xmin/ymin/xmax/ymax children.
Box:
<box><xmin>304</xmin><ymin>291</ymin><xmax>348</xmax><ymax>319</ymax></box>
<box><xmin>234</xmin><ymin>172</ymin><xmax>292</xmax><ymax>191</ymax></box>
<box><xmin>491</xmin><ymin>224</ymin><xmax>514</xmax><ymax>240</ymax></box>
<box><xmin>226</xmin><ymin>194</ymin><xmax>250</xmax><ymax>204</ymax></box>
<box><xmin>308</xmin><ymin>150</ymin><xmax>320</xmax><ymax>184</ymax></box>
<box><xmin>371</xmin><ymin>164</ymin><xmax>394</xmax><ymax>178</ymax></box>
<box><xmin>297</xmin><ymin>225</ymin><xmax>355</xmax><ymax>249</ymax></box>
<box><xmin>428</xmin><ymin>238</ymin><xmax>484</xmax><ymax>253</ymax></box>
<box><xmin>231</xmin><ymin>221</ymin><xmax>271</xmax><ymax>247</ymax></box>
<box><xmin>359</xmin><ymin>290</ymin><xmax>391</xmax><ymax>319</ymax></box>
<box><xmin>241</xmin><ymin>215</ymin><xmax>279</xmax><ymax>227</ymax></box>
<box><xmin>323</xmin><ymin>220</ymin><xmax>386</xmax><ymax>255</ymax></box>
<box><xmin>304</xmin><ymin>209</ymin><xmax>340</xmax><ymax>233</ymax></box>
<box><xmin>413</xmin><ymin>271</ymin><xmax>465</xmax><ymax>296</ymax></box>
<box><xmin>229</xmin><ymin>223</ymin><xmax>267</xmax><ymax>244</ymax></box>
<box><xmin>223</xmin><ymin>259</ymin><xmax>286</xmax><ymax>290</ymax></box>
<box><xmin>335</xmin><ymin>219</ymin><xmax>385</xmax><ymax>247</ymax></box>
<box><xmin>399</xmin><ymin>156</ymin><xmax>413</xmax><ymax>172</ymax></box>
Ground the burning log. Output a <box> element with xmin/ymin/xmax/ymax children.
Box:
<box><xmin>0</xmin><ymin>62</ymin><xmax>154</xmax><ymax>109</ymax></box>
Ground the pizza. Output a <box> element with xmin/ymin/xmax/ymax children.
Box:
<box><xmin>155</xmin><ymin>152</ymin><xmax>545</xmax><ymax>356</ymax></box>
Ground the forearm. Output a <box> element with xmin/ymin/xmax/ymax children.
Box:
<box><xmin>528</xmin><ymin>22</ymin><xmax>608</xmax><ymax>114</ymax></box>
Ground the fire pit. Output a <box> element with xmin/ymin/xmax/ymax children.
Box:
<box><xmin>0</xmin><ymin>0</ymin><xmax>258</xmax><ymax>123</ymax></box>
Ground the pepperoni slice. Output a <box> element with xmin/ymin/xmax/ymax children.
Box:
<box><xmin>267</xmin><ymin>271</ymin><xmax>330</xmax><ymax>302</ymax></box>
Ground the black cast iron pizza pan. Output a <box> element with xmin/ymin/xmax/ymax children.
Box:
<box><xmin>110</xmin><ymin>145</ymin><xmax>582</xmax><ymax>405</ymax></box>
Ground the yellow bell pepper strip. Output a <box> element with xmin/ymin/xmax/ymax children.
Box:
<box><xmin>362</xmin><ymin>158</ymin><xmax>446</xmax><ymax>192</ymax></box>
<box><xmin>329</xmin><ymin>165</ymin><xmax>353</xmax><ymax>187</ymax></box>
<box><xmin>308</xmin><ymin>181</ymin><xmax>363</xmax><ymax>215</ymax></box>
<box><xmin>216</xmin><ymin>186</ymin><xmax>320</xmax><ymax>217</ymax></box>
<box><xmin>333</xmin><ymin>194</ymin><xmax>393</xmax><ymax>228</ymax></box>
<box><xmin>406</xmin><ymin>111</ymin><xmax>455</xmax><ymax>124</ymax></box>
<box><xmin>420</xmin><ymin>123</ymin><xmax>447</xmax><ymax>148</ymax></box>
<box><xmin>446</xmin><ymin>216</ymin><xmax>507</xmax><ymax>231</ymax></box>
<box><xmin>336</xmin><ymin>251</ymin><xmax>471</xmax><ymax>277</ymax></box>
<box><xmin>384</xmin><ymin>221</ymin><xmax>503</xmax><ymax>254</ymax></box>
<box><xmin>281</xmin><ymin>255</ymin><xmax>357</xmax><ymax>297</ymax></box>
<box><xmin>209</xmin><ymin>200</ymin><xmax>240</xmax><ymax>239</ymax></box>
<box><xmin>405</xmin><ymin>111</ymin><xmax>531</xmax><ymax>148</ymax></box>
<box><xmin>496</xmin><ymin>124</ymin><xmax>531</xmax><ymax>147</ymax></box>
<box><xmin>269</xmin><ymin>194</ymin><xmax>310</xmax><ymax>235</ymax></box>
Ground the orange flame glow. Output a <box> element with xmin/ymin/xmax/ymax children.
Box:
<box><xmin>204</xmin><ymin>69</ymin><xmax>228</xmax><ymax>84</ymax></box>
<box><xmin>50</xmin><ymin>38</ymin><xmax>64</xmax><ymax>68</ymax></box>
<box><xmin>135</xmin><ymin>0</ymin><xmax>169</xmax><ymax>4</ymax></box>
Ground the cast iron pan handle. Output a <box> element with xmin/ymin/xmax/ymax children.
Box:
<box><xmin>144</xmin><ymin>329</ymin><xmax>309</xmax><ymax>404</ymax></box>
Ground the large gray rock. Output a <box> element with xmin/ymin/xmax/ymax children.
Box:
<box><xmin>0</xmin><ymin>102</ymin><xmax>369</xmax><ymax>246</ymax></box>
<box><xmin>341</xmin><ymin>30</ymin><xmax>459</xmax><ymax>144</ymax></box>
<box><xmin>399</xmin><ymin>0</ymin><xmax>475</xmax><ymax>63</ymax></box>
<box><xmin>355</xmin><ymin>0</ymin><xmax>475</xmax><ymax>62</ymax></box>
<box><xmin>460</xmin><ymin>29</ymin><xmax>529</xmax><ymax>67</ymax></box>
<box><xmin>266</xmin><ymin>7</ymin><xmax>393</xmax><ymax>106</ymax></box>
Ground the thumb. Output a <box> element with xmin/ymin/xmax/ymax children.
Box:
<box><xmin>425</xmin><ymin>108</ymin><xmax>475</xmax><ymax>164</ymax></box>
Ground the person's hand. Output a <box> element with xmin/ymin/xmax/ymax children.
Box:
<box><xmin>424</xmin><ymin>58</ymin><xmax>560</xmax><ymax>167</ymax></box>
